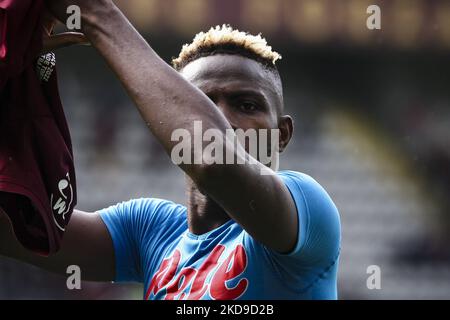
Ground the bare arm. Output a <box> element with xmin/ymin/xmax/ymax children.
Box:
<box><xmin>0</xmin><ymin>208</ymin><xmax>114</xmax><ymax>282</ymax></box>
<box><xmin>47</xmin><ymin>0</ymin><xmax>298</xmax><ymax>253</ymax></box>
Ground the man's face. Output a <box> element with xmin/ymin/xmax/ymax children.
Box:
<box><xmin>180</xmin><ymin>54</ymin><xmax>283</xmax><ymax>133</ymax></box>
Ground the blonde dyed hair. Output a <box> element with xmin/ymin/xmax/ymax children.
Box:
<box><xmin>172</xmin><ymin>25</ymin><xmax>282</xmax><ymax>71</ymax></box>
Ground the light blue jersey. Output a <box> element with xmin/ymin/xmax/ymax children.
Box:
<box><xmin>99</xmin><ymin>171</ymin><xmax>341</xmax><ymax>300</ymax></box>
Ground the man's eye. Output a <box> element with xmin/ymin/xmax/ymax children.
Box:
<box><xmin>238</xmin><ymin>101</ymin><xmax>258</xmax><ymax>112</ymax></box>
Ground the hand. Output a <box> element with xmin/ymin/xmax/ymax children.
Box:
<box><xmin>44</xmin><ymin>0</ymin><xmax>113</xmax><ymax>25</ymax></box>
<box><xmin>42</xmin><ymin>32</ymin><xmax>90</xmax><ymax>54</ymax></box>
<box><xmin>41</xmin><ymin>10</ymin><xmax>90</xmax><ymax>54</ymax></box>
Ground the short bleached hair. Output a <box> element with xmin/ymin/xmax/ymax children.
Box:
<box><xmin>172</xmin><ymin>24</ymin><xmax>282</xmax><ymax>71</ymax></box>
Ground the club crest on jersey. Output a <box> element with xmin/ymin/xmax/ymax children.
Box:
<box><xmin>146</xmin><ymin>244</ymin><xmax>249</xmax><ymax>300</ymax></box>
<box><xmin>50</xmin><ymin>172</ymin><xmax>74</xmax><ymax>232</ymax></box>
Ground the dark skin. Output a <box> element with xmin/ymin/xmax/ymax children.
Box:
<box><xmin>181</xmin><ymin>55</ymin><xmax>293</xmax><ymax>235</ymax></box>
<box><xmin>0</xmin><ymin>0</ymin><xmax>296</xmax><ymax>283</ymax></box>
<box><xmin>42</xmin><ymin>11</ymin><xmax>89</xmax><ymax>54</ymax></box>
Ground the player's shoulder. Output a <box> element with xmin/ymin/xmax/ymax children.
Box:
<box><xmin>277</xmin><ymin>169</ymin><xmax>339</xmax><ymax>219</ymax></box>
<box><xmin>116</xmin><ymin>197</ymin><xmax>186</xmax><ymax>212</ymax></box>
<box><xmin>277</xmin><ymin>170</ymin><xmax>313</xmax><ymax>181</ymax></box>
<box><xmin>276</xmin><ymin>170</ymin><xmax>341</xmax><ymax>262</ymax></box>
<box><xmin>277</xmin><ymin>170</ymin><xmax>325</xmax><ymax>191</ymax></box>
<box><xmin>99</xmin><ymin>197</ymin><xmax>187</xmax><ymax>225</ymax></box>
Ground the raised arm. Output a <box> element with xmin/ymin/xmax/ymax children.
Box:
<box><xmin>0</xmin><ymin>208</ymin><xmax>115</xmax><ymax>282</ymax></box>
<box><xmin>46</xmin><ymin>0</ymin><xmax>298</xmax><ymax>253</ymax></box>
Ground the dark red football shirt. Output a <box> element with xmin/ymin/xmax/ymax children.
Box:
<box><xmin>0</xmin><ymin>0</ymin><xmax>77</xmax><ymax>256</ymax></box>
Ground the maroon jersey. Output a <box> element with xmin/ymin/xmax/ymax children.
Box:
<box><xmin>0</xmin><ymin>0</ymin><xmax>77</xmax><ymax>256</ymax></box>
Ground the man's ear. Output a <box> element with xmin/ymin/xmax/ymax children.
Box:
<box><xmin>278</xmin><ymin>115</ymin><xmax>294</xmax><ymax>153</ymax></box>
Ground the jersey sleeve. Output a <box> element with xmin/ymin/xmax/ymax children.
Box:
<box><xmin>276</xmin><ymin>171</ymin><xmax>341</xmax><ymax>264</ymax></box>
<box><xmin>244</xmin><ymin>170</ymin><xmax>341</xmax><ymax>289</ymax></box>
<box><xmin>97</xmin><ymin>198</ymin><xmax>184</xmax><ymax>283</ymax></box>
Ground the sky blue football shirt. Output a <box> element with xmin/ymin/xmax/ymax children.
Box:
<box><xmin>98</xmin><ymin>170</ymin><xmax>341</xmax><ymax>300</ymax></box>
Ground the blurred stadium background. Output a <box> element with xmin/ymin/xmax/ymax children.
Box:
<box><xmin>1</xmin><ymin>0</ymin><xmax>450</xmax><ymax>299</ymax></box>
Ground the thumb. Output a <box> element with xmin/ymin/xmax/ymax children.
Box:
<box><xmin>42</xmin><ymin>32</ymin><xmax>90</xmax><ymax>54</ymax></box>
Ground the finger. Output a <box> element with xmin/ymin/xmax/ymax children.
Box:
<box><xmin>42</xmin><ymin>32</ymin><xmax>90</xmax><ymax>54</ymax></box>
<box><xmin>45</xmin><ymin>0</ymin><xmax>81</xmax><ymax>25</ymax></box>
<box><xmin>43</xmin><ymin>10</ymin><xmax>57</xmax><ymax>35</ymax></box>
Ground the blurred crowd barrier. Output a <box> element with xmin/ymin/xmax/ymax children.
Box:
<box><xmin>114</xmin><ymin>0</ymin><xmax>450</xmax><ymax>49</ymax></box>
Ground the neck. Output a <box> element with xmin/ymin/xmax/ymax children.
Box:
<box><xmin>186</xmin><ymin>177</ymin><xmax>231</xmax><ymax>235</ymax></box>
